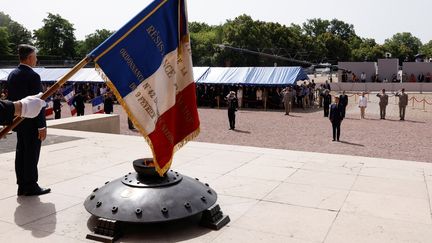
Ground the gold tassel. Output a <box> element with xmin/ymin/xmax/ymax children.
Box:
<box><xmin>94</xmin><ymin>64</ymin><xmax>200</xmax><ymax>177</ymax></box>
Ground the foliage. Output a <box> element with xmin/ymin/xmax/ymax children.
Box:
<box><xmin>0</xmin><ymin>11</ymin><xmax>431</xmax><ymax>66</ymax></box>
<box><xmin>33</xmin><ymin>13</ymin><xmax>77</xmax><ymax>58</ymax></box>
<box><xmin>75</xmin><ymin>29</ymin><xmax>114</xmax><ymax>58</ymax></box>
<box><xmin>351</xmin><ymin>38</ymin><xmax>385</xmax><ymax>61</ymax></box>
<box><xmin>420</xmin><ymin>40</ymin><xmax>432</xmax><ymax>60</ymax></box>
<box><xmin>383</xmin><ymin>32</ymin><xmax>422</xmax><ymax>62</ymax></box>
<box><xmin>0</xmin><ymin>12</ymin><xmax>32</xmax><ymax>55</ymax></box>
<box><xmin>0</xmin><ymin>27</ymin><xmax>11</xmax><ymax>55</ymax></box>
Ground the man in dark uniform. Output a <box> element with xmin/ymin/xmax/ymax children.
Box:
<box><xmin>53</xmin><ymin>93</ymin><xmax>62</xmax><ymax>119</ymax></box>
<box><xmin>329</xmin><ymin>96</ymin><xmax>344</xmax><ymax>142</ymax></box>
<box><xmin>322</xmin><ymin>89</ymin><xmax>331</xmax><ymax>117</ymax></box>
<box><xmin>339</xmin><ymin>91</ymin><xmax>348</xmax><ymax>118</ymax></box>
<box><xmin>104</xmin><ymin>92</ymin><xmax>114</xmax><ymax>114</ymax></box>
<box><xmin>7</xmin><ymin>44</ymin><xmax>51</xmax><ymax>196</ymax></box>
<box><xmin>0</xmin><ymin>94</ymin><xmax>46</xmax><ymax>125</ymax></box>
<box><xmin>226</xmin><ymin>91</ymin><xmax>238</xmax><ymax>130</ymax></box>
<box><xmin>73</xmin><ymin>90</ymin><xmax>85</xmax><ymax>116</ymax></box>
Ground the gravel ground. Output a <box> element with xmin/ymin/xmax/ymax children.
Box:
<box><xmin>55</xmin><ymin>92</ymin><xmax>432</xmax><ymax>163</ymax></box>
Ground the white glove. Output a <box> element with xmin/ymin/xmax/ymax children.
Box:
<box><xmin>20</xmin><ymin>92</ymin><xmax>47</xmax><ymax>118</ymax></box>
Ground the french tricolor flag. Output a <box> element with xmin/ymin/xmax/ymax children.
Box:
<box><xmin>62</xmin><ymin>85</ymin><xmax>77</xmax><ymax>116</ymax></box>
<box><xmin>90</xmin><ymin>0</ymin><xmax>200</xmax><ymax>176</ymax></box>
<box><xmin>91</xmin><ymin>96</ymin><xmax>104</xmax><ymax>114</ymax></box>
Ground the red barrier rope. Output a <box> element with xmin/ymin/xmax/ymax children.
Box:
<box><xmin>413</xmin><ymin>97</ymin><xmax>423</xmax><ymax>102</ymax></box>
<box><xmin>424</xmin><ymin>99</ymin><xmax>432</xmax><ymax>105</ymax></box>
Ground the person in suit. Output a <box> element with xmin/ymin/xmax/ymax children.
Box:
<box><xmin>53</xmin><ymin>93</ymin><xmax>62</xmax><ymax>119</ymax></box>
<box><xmin>321</xmin><ymin>89</ymin><xmax>332</xmax><ymax>117</ymax></box>
<box><xmin>395</xmin><ymin>88</ymin><xmax>408</xmax><ymax>120</ymax></box>
<box><xmin>6</xmin><ymin>44</ymin><xmax>51</xmax><ymax>196</ymax></box>
<box><xmin>376</xmin><ymin>89</ymin><xmax>389</xmax><ymax>119</ymax></box>
<box><xmin>329</xmin><ymin>96</ymin><xmax>344</xmax><ymax>142</ymax></box>
<box><xmin>0</xmin><ymin>94</ymin><xmax>46</xmax><ymax>125</ymax></box>
<box><xmin>103</xmin><ymin>92</ymin><xmax>114</xmax><ymax>114</ymax></box>
<box><xmin>226</xmin><ymin>91</ymin><xmax>238</xmax><ymax>130</ymax></box>
<box><xmin>339</xmin><ymin>91</ymin><xmax>348</xmax><ymax>118</ymax></box>
<box><xmin>73</xmin><ymin>90</ymin><xmax>85</xmax><ymax>116</ymax></box>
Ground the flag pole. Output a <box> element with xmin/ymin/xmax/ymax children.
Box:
<box><xmin>0</xmin><ymin>56</ymin><xmax>91</xmax><ymax>139</ymax></box>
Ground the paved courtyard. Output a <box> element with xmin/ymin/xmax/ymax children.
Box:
<box><xmin>1</xmin><ymin>92</ymin><xmax>431</xmax><ymax>242</ymax></box>
<box><xmin>121</xmin><ymin>92</ymin><xmax>432</xmax><ymax>163</ymax></box>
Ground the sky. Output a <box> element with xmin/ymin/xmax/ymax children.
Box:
<box><xmin>2</xmin><ymin>0</ymin><xmax>432</xmax><ymax>44</ymax></box>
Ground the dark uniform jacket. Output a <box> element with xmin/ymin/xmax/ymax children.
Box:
<box><xmin>7</xmin><ymin>64</ymin><xmax>46</xmax><ymax>131</ymax></box>
<box><xmin>329</xmin><ymin>103</ymin><xmax>343</xmax><ymax>123</ymax></box>
<box><xmin>339</xmin><ymin>94</ymin><xmax>348</xmax><ymax>107</ymax></box>
<box><xmin>0</xmin><ymin>100</ymin><xmax>15</xmax><ymax>125</ymax></box>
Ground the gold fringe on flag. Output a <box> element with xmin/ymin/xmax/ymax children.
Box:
<box><xmin>95</xmin><ymin>64</ymin><xmax>200</xmax><ymax>176</ymax></box>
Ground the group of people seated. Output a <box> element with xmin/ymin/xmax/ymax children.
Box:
<box><xmin>341</xmin><ymin>71</ymin><xmax>432</xmax><ymax>83</ymax></box>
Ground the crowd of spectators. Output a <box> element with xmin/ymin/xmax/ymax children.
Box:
<box><xmin>1</xmin><ymin>80</ymin><xmax>335</xmax><ymax>113</ymax></box>
<box><xmin>196</xmin><ymin>80</ymin><xmax>332</xmax><ymax>110</ymax></box>
<box><xmin>340</xmin><ymin>71</ymin><xmax>432</xmax><ymax>83</ymax></box>
<box><xmin>1</xmin><ymin>81</ymin><xmax>116</xmax><ymax>117</ymax></box>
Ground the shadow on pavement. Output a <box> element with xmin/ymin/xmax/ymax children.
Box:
<box><xmin>339</xmin><ymin>141</ymin><xmax>365</xmax><ymax>147</ymax></box>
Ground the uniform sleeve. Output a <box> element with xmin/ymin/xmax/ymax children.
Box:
<box><xmin>33</xmin><ymin>73</ymin><xmax>47</xmax><ymax>129</ymax></box>
<box><xmin>0</xmin><ymin>100</ymin><xmax>15</xmax><ymax>125</ymax></box>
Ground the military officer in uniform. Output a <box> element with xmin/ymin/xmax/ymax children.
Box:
<box><xmin>395</xmin><ymin>88</ymin><xmax>408</xmax><ymax>120</ymax></box>
<box><xmin>376</xmin><ymin>89</ymin><xmax>389</xmax><ymax>119</ymax></box>
<box><xmin>281</xmin><ymin>86</ymin><xmax>293</xmax><ymax>115</ymax></box>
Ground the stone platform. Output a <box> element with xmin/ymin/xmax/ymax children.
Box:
<box><xmin>1</xmin><ymin>128</ymin><xmax>432</xmax><ymax>242</ymax></box>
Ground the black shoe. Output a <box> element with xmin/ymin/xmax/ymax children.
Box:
<box><xmin>332</xmin><ymin>139</ymin><xmax>336</xmax><ymax>142</ymax></box>
<box><xmin>22</xmin><ymin>187</ymin><xmax>51</xmax><ymax>196</ymax></box>
<box><xmin>17</xmin><ymin>188</ymin><xmax>25</xmax><ymax>196</ymax></box>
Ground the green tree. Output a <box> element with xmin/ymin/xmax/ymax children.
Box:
<box><xmin>221</xmin><ymin>15</ymin><xmax>271</xmax><ymax>66</ymax></box>
<box><xmin>34</xmin><ymin>13</ymin><xmax>76</xmax><ymax>58</ymax></box>
<box><xmin>0</xmin><ymin>27</ymin><xmax>11</xmax><ymax>55</ymax></box>
<box><xmin>189</xmin><ymin>22</ymin><xmax>213</xmax><ymax>33</ymax></box>
<box><xmin>317</xmin><ymin>32</ymin><xmax>351</xmax><ymax>62</ymax></box>
<box><xmin>328</xmin><ymin>19</ymin><xmax>357</xmax><ymax>41</ymax></box>
<box><xmin>190</xmin><ymin>26</ymin><xmax>222</xmax><ymax>66</ymax></box>
<box><xmin>0</xmin><ymin>12</ymin><xmax>32</xmax><ymax>54</ymax></box>
<box><xmin>420</xmin><ymin>40</ymin><xmax>432</xmax><ymax>59</ymax></box>
<box><xmin>302</xmin><ymin>18</ymin><xmax>330</xmax><ymax>37</ymax></box>
<box><xmin>383</xmin><ymin>32</ymin><xmax>422</xmax><ymax>62</ymax></box>
<box><xmin>76</xmin><ymin>29</ymin><xmax>114</xmax><ymax>58</ymax></box>
<box><xmin>351</xmin><ymin>38</ymin><xmax>385</xmax><ymax>61</ymax></box>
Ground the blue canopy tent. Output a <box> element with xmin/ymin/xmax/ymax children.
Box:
<box><xmin>1</xmin><ymin>67</ymin><xmax>211</xmax><ymax>83</ymax></box>
<box><xmin>196</xmin><ymin>66</ymin><xmax>308</xmax><ymax>86</ymax></box>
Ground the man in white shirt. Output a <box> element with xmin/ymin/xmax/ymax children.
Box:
<box><xmin>360</xmin><ymin>72</ymin><xmax>366</xmax><ymax>83</ymax></box>
<box><xmin>358</xmin><ymin>92</ymin><xmax>368</xmax><ymax>119</ymax></box>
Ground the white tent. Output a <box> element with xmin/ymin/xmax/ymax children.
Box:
<box><xmin>1</xmin><ymin>67</ymin><xmax>210</xmax><ymax>83</ymax></box>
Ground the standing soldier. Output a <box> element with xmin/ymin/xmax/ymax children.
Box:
<box><xmin>376</xmin><ymin>89</ymin><xmax>389</xmax><ymax>119</ymax></box>
<box><xmin>395</xmin><ymin>88</ymin><xmax>408</xmax><ymax>120</ymax></box>
<box><xmin>226</xmin><ymin>91</ymin><xmax>238</xmax><ymax>130</ymax></box>
<box><xmin>329</xmin><ymin>96</ymin><xmax>343</xmax><ymax>141</ymax></box>
<box><xmin>339</xmin><ymin>91</ymin><xmax>348</xmax><ymax>118</ymax></box>
<box><xmin>322</xmin><ymin>89</ymin><xmax>332</xmax><ymax>117</ymax></box>
<box><xmin>53</xmin><ymin>93</ymin><xmax>62</xmax><ymax>119</ymax></box>
<box><xmin>281</xmin><ymin>86</ymin><xmax>293</xmax><ymax>115</ymax></box>
<box><xmin>104</xmin><ymin>92</ymin><xmax>114</xmax><ymax>114</ymax></box>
